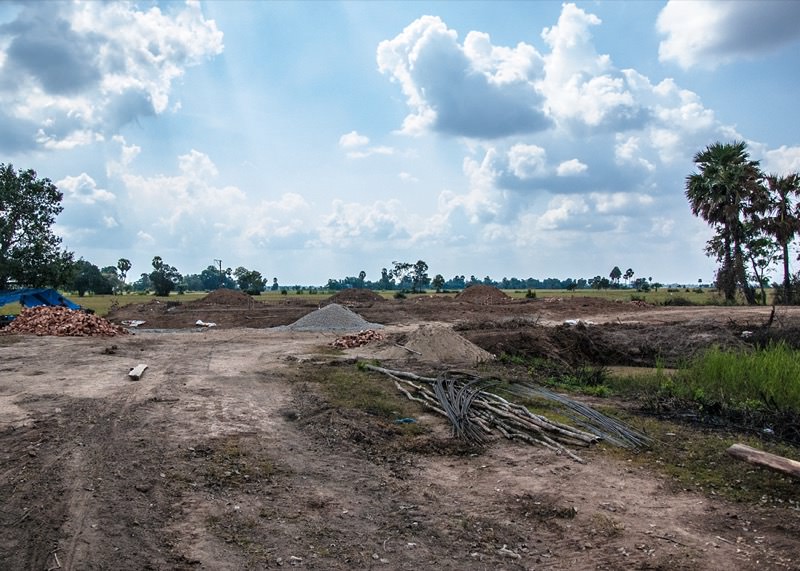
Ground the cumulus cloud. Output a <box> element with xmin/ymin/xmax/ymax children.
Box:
<box><xmin>0</xmin><ymin>1</ymin><xmax>223</xmax><ymax>152</ymax></box>
<box><xmin>58</xmin><ymin>173</ymin><xmax>115</xmax><ymax>205</ymax></box>
<box><xmin>377</xmin><ymin>15</ymin><xmax>550</xmax><ymax>138</ymax></box>
<box><xmin>657</xmin><ymin>0</ymin><xmax>800</xmax><ymax>69</ymax></box>
<box><xmin>317</xmin><ymin>199</ymin><xmax>410</xmax><ymax>247</ymax></box>
<box><xmin>338</xmin><ymin>130</ymin><xmax>394</xmax><ymax>158</ymax></box>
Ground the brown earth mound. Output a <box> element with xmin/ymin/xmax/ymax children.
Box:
<box><xmin>325</xmin><ymin>288</ymin><xmax>385</xmax><ymax>304</ymax></box>
<box><xmin>361</xmin><ymin>324</ymin><xmax>494</xmax><ymax>365</ymax></box>
<box><xmin>455</xmin><ymin>284</ymin><xmax>510</xmax><ymax>304</ymax></box>
<box><xmin>191</xmin><ymin>288</ymin><xmax>256</xmax><ymax>306</ymax></box>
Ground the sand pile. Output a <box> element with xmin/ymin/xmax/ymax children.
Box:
<box><xmin>455</xmin><ymin>284</ymin><xmax>510</xmax><ymax>305</ymax></box>
<box><xmin>287</xmin><ymin>303</ymin><xmax>383</xmax><ymax>332</ymax></box>
<box><xmin>325</xmin><ymin>288</ymin><xmax>385</xmax><ymax>304</ymax></box>
<box><xmin>363</xmin><ymin>324</ymin><xmax>494</xmax><ymax>365</ymax></box>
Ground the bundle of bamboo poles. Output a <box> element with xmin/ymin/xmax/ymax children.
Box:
<box><xmin>363</xmin><ymin>364</ymin><xmax>647</xmax><ymax>463</ymax></box>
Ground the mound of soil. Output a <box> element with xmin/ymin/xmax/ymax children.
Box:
<box><xmin>287</xmin><ymin>303</ymin><xmax>383</xmax><ymax>331</ymax></box>
<box><xmin>455</xmin><ymin>284</ymin><xmax>510</xmax><ymax>305</ymax></box>
<box><xmin>363</xmin><ymin>324</ymin><xmax>494</xmax><ymax>365</ymax></box>
<box><xmin>192</xmin><ymin>288</ymin><xmax>256</xmax><ymax>306</ymax></box>
<box><xmin>326</xmin><ymin>288</ymin><xmax>385</xmax><ymax>304</ymax></box>
<box><xmin>4</xmin><ymin>306</ymin><xmax>128</xmax><ymax>337</ymax></box>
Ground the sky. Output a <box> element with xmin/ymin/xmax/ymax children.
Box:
<box><xmin>1</xmin><ymin>0</ymin><xmax>799</xmax><ymax>286</ymax></box>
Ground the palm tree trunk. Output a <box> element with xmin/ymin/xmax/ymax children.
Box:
<box><xmin>783</xmin><ymin>243</ymin><xmax>792</xmax><ymax>304</ymax></box>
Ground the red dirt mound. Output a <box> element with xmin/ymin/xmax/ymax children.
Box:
<box><xmin>4</xmin><ymin>306</ymin><xmax>128</xmax><ymax>337</ymax></box>
<box><xmin>455</xmin><ymin>284</ymin><xmax>510</xmax><ymax>305</ymax></box>
<box><xmin>326</xmin><ymin>288</ymin><xmax>385</xmax><ymax>304</ymax></box>
<box><xmin>191</xmin><ymin>288</ymin><xmax>257</xmax><ymax>306</ymax></box>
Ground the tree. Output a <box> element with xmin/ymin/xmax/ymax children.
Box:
<box><xmin>411</xmin><ymin>260</ymin><xmax>430</xmax><ymax>292</ymax></box>
<box><xmin>686</xmin><ymin>141</ymin><xmax>763</xmax><ymax>304</ymax></box>
<box><xmin>234</xmin><ymin>267</ymin><xmax>267</xmax><ymax>295</ymax></box>
<box><xmin>149</xmin><ymin>256</ymin><xmax>182</xmax><ymax>296</ymax></box>
<box><xmin>357</xmin><ymin>270</ymin><xmax>366</xmax><ymax>289</ymax></box>
<box><xmin>431</xmin><ymin>274</ymin><xmax>445</xmax><ymax>293</ymax></box>
<box><xmin>71</xmin><ymin>259</ymin><xmax>113</xmax><ymax>296</ymax></box>
<box><xmin>609</xmin><ymin>266</ymin><xmax>622</xmax><ymax>286</ymax></box>
<box><xmin>391</xmin><ymin>261</ymin><xmax>413</xmax><ymax>290</ymax></box>
<box><xmin>623</xmin><ymin>268</ymin><xmax>634</xmax><ymax>286</ymax></box>
<box><xmin>0</xmin><ymin>164</ymin><xmax>74</xmax><ymax>289</ymax></box>
<box><xmin>271</xmin><ymin>277</ymin><xmax>279</xmax><ymax>291</ymax></box>
<box><xmin>117</xmin><ymin>258</ymin><xmax>131</xmax><ymax>286</ymax></box>
<box><xmin>379</xmin><ymin>268</ymin><xmax>393</xmax><ymax>290</ymax></box>
<box><xmin>762</xmin><ymin>173</ymin><xmax>800</xmax><ymax>304</ymax></box>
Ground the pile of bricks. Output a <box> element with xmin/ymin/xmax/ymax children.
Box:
<box><xmin>331</xmin><ymin>329</ymin><xmax>385</xmax><ymax>349</ymax></box>
<box><xmin>4</xmin><ymin>306</ymin><xmax>129</xmax><ymax>337</ymax></box>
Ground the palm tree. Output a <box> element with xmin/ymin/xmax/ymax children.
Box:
<box><xmin>763</xmin><ymin>173</ymin><xmax>800</xmax><ymax>303</ymax></box>
<box><xmin>685</xmin><ymin>141</ymin><xmax>763</xmax><ymax>304</ymax></box>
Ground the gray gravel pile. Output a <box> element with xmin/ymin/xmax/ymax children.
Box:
<box><xmin>286</xmin><ymin>303</ymin><xmax>383</xmax><ymax>332</ymax></box>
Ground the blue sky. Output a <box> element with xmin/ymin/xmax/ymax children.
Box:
<box><xmin>1</xmin><ymin>1</ymin><xmax>799</xmax><ymax>286</ymax></box>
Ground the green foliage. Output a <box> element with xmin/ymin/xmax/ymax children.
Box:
<box><xmin>71</xmin><ymin>259</ymin><xmax>113</xmax><ymax>296</ymax></box>
<box><xmin>234</xmin><ymin>266</ymin><xmax>267</xmax><ymax>294</ymax></box>
<box><xmin>149</xmin><ymin>256</ymin><xmax>182</xmax><ymax>296</ymax></box>
<box><xmin>0</xmin><ymin>163</ymin><xmax>74</xmax><ymax>289</ymax></box>
<box><xmin>525</xmin><ymin>289</ymin><xmax>536</xmax><ymax>299</ymax></box>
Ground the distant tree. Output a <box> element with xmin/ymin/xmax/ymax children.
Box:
<box><xmin>0</xmin><ymin>163</ymin><xmax>74</xmax><ymax>289</ymax></box>
<box><xmin>600</xmin><ymin>277</ymin><xmax>611</xmax><ymax>289</ymax></box>
<box><xmin>591</xmin><ymin>275</ymin><xmax>603</xmax><ymax>289</ymax></box>
<box><xmin>391</xmin><ymin>261</ymin><xmax>413</xmax><ymax>290</ymax></box>
<box><xmin>234</xmin><ymin>267</ymin><xmax>267</xmax><ymax>295</ymax></box>
<box><xmin>609</xmin><ymin>266</ymin><xmax>622</xmax><ymax>286</ymax></box>
<box><xmin>116</xmin><ymin>258</ymin><xmax>131</xmax><ymax>286</ymax></box>
<box><xmin>431</xmin><ymin>274</ymin><xmax>445</xmax><ymax>293</ymax></box>
<box><xmin>271</xmin><ymin>277</ymin><xmax>279</xmax><ymax>291</ymax></box>
<box><xmin>652</xmin><ymin>282</ymin><xmax>663</xmax><ymax>292</ymax></box>
<box><xmin>411</xmin><ymin>260</ymin><xmax>430</xmax><ymax>293</ymax></box>
<box><xmin>379</xmin><ymin>268</ymin><xmax>393</xmax><ymax>290</ymax></box>
<box><xmin>149</xmin><ymin>256</ymin><xmax>182</xmax><ymax>296</ymax></box>
<box><xmin>100</xmin><ymin>265</ymin><xmax>125</xmax><ymax>294</ymax></box>
<box><xmin>71</xmin><ymin>259</ymin><xmax>113</xmax><ymax>296</ymax></box>
<box><xmin>566</xmin><ymin>282</ymin><xmax>577</xmax><ymax>292</ymax></box>
<box><xmin>623</xmin><ymin>268</ymin><xmax>634</xmax><ymax>286</ymax></box>
<box><xmin>357</xmin><ymin>270</ymin><xmax>366</xmax><ymax>289</ymax></box>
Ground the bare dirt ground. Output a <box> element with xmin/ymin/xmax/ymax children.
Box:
<box><xmin>2</xmin><ymin>294</ymin><xmax>800</xmax><ymax>570</ymax></box>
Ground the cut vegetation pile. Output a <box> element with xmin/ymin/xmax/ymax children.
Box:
<box><xmin>286</xmin><ymin>303</ymin><xmax>383</xmax><ymax>332</ymax></box>
<box><xmin>3</xmin><ymin>306</ymin><xmax>128</xmax><ymax>337</ymax></box>
<box><xmin>455</xmin><ymin>284</ymin><xmax>511</xmax><ymax>304</ymax></box>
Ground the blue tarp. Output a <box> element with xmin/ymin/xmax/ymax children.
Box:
<box><xmin>0</xmin><ymin>288</ymin><xmax>81</xmax><ymax>310</ymax></box>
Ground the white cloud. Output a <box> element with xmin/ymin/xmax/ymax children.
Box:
<box><xmin>339</xmin><ymin>130</ymin><xmax>369</xmax><ymax>148</ymax></box>
<box><xmin>377</xmin><ymin>15</ymin><xmax>550</xmax><ymax>138</ymax></box>
<box><xmin>657</xmin><ymin>0</ymin><xmax>800</xmax><ymax>69</ymax></box>
<box><xmin>761</xmin><ymin>145</ymin><xmax>800</xmax><ymax>174</ymax></box>
<box><xmin>317</xmin><ymin>199</ymin><xmax>409</xmax><ymax>247</ymax></box>
<box><xmin>58</xmin><ymin>173</ymin><xmax>115</xmax><ymax>205</ymax></box>
<box><xmin>556</xmin><ymin>159</ymin><xmax>588</xmax><ymax>176</ymax></box>
<box><xmin>0</xmin><ymin>1</ymin><xmax>223</xmax><ymax>152</ymax></box>
<box><xmin>508</xmin><ymin>144</ymin><xmax>548</xmax><ymax>179</ymax></box>
<box><xmin>398</xmin><ymin>172</ymin><xmax>419</xmax><ymax>183</ymax></box>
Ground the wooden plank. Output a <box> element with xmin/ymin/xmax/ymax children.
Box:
<box><xmin>128</xmin><ymin>364</ymin><xmax>148</xmax><ymax>381</ymax></box>
<box><xmin>726</xmin><ymin>443</ymin><xmax>800</xmax><ymax>479</ymax></box>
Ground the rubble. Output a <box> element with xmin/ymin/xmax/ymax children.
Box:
<box><xmin>331</xmin><ymin>329</ymin><xmax>385</xmax><ymax>349</ymax></box>
<box><xmin>3</xmin><ymin>306</ymin><xmax>129</xmax><ymax>337</ymax></box>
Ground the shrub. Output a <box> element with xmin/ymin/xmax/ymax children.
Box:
<box><xmin>394</xmin><ymin>291</ymin><xmax>406</xmax><ymax>299</ymax></box>
<box><xmin>525</xmin><ymin>289</ymin><xmax>536</xmax><ymax>299</ymax></box>
<box><xmin>662</xmin><ymin>296</ymin><xmax>695</xmax><ymax>306</ymax></box>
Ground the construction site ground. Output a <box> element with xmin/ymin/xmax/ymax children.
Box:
<box><xmin>2</xmin><ymin>292</ymin><xmax>800</xmax><ymax>570</ymax></box>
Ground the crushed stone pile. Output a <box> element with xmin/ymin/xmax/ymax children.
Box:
<box><xmin>192</xmin><ymin>288</ymin><xmax>256</xmax><ymax>306</ymax></box>
<box><xmin>455</xmin><ymin>284</ymin><xmax>511</xmax><ymax>305</ymax></box>
<box><xmin>287</xmin><ymin>303</ymin><xmax>384</xmax><ymax>332</ymax></box>
<box><xmin>4</xmin><ymin>306</ymin><xmax>129</xmax><ymax>337</ymax></box>
<box><xmin>326</xmin><ymin>288</ymin><xmax>385</xmax><ymax>304</ymax></box>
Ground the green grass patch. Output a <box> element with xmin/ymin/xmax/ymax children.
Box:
<box><xmin>315</xmin><ymin>366</ymin><xmax>423</xmax><ymax>421</ymax></box>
